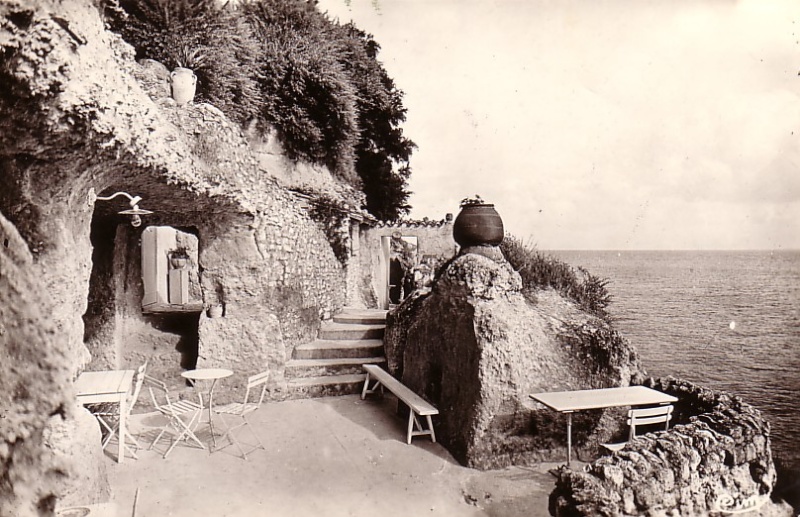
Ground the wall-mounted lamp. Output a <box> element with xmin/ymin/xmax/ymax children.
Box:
<box><xmin>96</xmin><ymin>191</ymin><xmax>153</xmax><ymax>227</ymax></box>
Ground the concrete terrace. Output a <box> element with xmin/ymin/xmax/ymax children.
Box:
<box><xmin>85</xmin><ymin>395</ymin><xmax>565</xmax><ymax>517</ymax></box>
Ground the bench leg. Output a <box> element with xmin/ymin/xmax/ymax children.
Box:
<box><xmin>407</xmin><ymin>411</ymin><xmax>437</xmax><ymax>444</ymax></box>
<box><xmin>361</xmin><ymin>373</ymin><xmax>371</xmax><ymax>400</ymax></box>
<box><xmin>361</xmin><ymin>374</ymin><xmax>383</xmax><ymax>400</ymax></box>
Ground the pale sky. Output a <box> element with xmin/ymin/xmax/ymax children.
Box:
<box><xmin>318</xmin><ymin>0</ymin><xmax>800</xmax><ymax>250</ymax></box>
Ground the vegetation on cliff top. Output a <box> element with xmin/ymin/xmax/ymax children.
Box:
<box><xmin>500</xmin><ymin>235</ymin><xmax>638</xmax><ymax>391</ymax></box>
<box><xmin>104</xmin><ymin>0</ymin><xmax>415</xmax><ymax>220</ymax></box>
<box><xmin>500</xmin><ymin>234</ymin><xmax>613</xmax><ymax>320</ymax></box>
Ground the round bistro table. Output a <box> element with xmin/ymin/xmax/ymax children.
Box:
<box><xmin>180</xmin><ymin>368</ymin><xmax>233</xmax><ymax>449</ymax></box>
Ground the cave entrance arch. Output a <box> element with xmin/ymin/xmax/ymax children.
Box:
<box><xmin>82</xmin><ymin>218</ymin><xmax>205</xmax><ymax>380</ymax></box>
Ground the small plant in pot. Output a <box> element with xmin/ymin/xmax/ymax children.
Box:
<box><xmin>459</xmin><ymin>194</ymin><xmax>486</xmax><ymax>208</ymax></box>
<box><xmin>453</xmin><ymin>195</ymin><xmax>504</xmax><ymax>247</ymax></box>
<box><xmin>169</xmin><ymin>247</ymin><xmax>190</xmax><ymax>269</ymax></box>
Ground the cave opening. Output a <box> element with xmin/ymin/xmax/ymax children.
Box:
<box><xmin>83</xmin><ymin>208</ymin><xmax>203</xmax><ymax>377</ymax></box>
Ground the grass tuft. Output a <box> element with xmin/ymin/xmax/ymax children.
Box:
<box><xmin>500</xmin><ymin>235</ymin><xmax>612</xmax><ymax>320</ymax></box>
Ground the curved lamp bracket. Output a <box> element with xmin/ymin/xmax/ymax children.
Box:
<box><xmin>96</xmin><ymin>191</ymin><xmax>152</xmax><ymax>227</ymax></box>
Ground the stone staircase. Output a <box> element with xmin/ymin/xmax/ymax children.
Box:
<box><xmin>286</xmin><ymin>308</ymin><xmax>388</xmax><ymax>399</ymax></box>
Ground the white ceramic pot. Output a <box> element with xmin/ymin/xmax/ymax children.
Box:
<box><xmin>170</xmin><ymin>67</ymin><xmax>197</xmax><ymax>105</ymax></box>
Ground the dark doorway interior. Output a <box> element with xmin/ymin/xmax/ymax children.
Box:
<box><xmin>145</xmin><ymin>312</ymin><xmax>201</xmax><ymax>370</ymax></box>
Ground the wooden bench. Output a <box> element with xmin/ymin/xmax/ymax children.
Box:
<box><xmin>361</xmin><ymin>364</ymin><xmax>438</xmax><ymax>444</ymax></box>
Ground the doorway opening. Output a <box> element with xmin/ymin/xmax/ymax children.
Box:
<box><xmin>382</xmin><ymin>233</ymin><xmax>418</xmax><ymax>308</ymax></box>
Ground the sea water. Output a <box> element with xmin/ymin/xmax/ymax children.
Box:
<box><xmin>547</xmin><ymin>250</ymin><xmax>800</xmax><ymax>465</ymax></box>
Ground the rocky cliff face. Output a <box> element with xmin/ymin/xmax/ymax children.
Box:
<box><xmin>384</xmin><ymin>252</ymin><xmax>645</xmax><ymax>469</ymax></box>
<box><xmin>0</xmin><ymin>0</ymin><xmax>352</xmax><ymax>512</ymax></box>
<box><xmin>0</xmin><ymin>214</ymin><xmax>76</xmax><ymax>517</ymax></box>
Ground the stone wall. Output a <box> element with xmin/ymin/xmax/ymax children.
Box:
<box><xmin>384</xmin><ymin>251</ymin><xmax>644</xmax><ymax>469</ymax></box>
<box><xmin>549</xmin><ymin>377</ymin><xmax>791</xmax><ymax>517</ymax></box>
<box><xmin>197</xmin><ymin>211</ymin><xmax>345</xmax><ymax>399</ymax></box>
<box><xmin>364</xmin><ymin>218</ymin><xmax>456</xmax><ymax>260</ymax></box>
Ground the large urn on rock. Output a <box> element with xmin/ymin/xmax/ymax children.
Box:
<box><xmin>170</xmin><ymin>67</ymin><xmax>197</xmax><ymax>105</ymax></box>
<box><xmin>453</xmin><ymin>199</ymin><xmax>504</xmax><ymax>247</ymax></box>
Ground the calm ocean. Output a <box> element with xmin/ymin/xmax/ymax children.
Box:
<box><xmin>548</xmin><ymin>250</ymin><xmax>800</xmax><ymax>465</ymax></box>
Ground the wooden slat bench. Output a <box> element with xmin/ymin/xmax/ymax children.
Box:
<box><xmin>361</xmin><ymin>364</ymin><xmax>438</xmax><ymax>444</ymax></box>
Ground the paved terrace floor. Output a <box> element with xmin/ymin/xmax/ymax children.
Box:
<box><xmin>89</xmin><ymin>395</ymin><xmax>570</xmax><ymax>517</ymax></box>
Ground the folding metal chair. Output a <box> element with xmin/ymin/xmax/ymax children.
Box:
<box><xmin>145</xmin><ymin>374</ymin><xmax>205</xmax><ymax>458</ymax></box>
<box><xmin>213</xmin><ymin>370</ymin><xmax>269</xmax><ymax>460</ymax></box>
<box><xmin>88</xmin><ymin>361</ymin><xmax>148</xmax><ymax>460</ymax></box>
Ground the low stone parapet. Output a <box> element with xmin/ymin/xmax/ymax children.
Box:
<box><xmin>549</xmin><ymin>377</ymin><xmax>792</xmax><ymax>516</ymax></box>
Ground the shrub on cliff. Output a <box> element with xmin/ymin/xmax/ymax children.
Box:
<box><xmin>103</xmin><ymin>0</ymin><xmax>415</xmax><ymax>219</ymax></box>
<box><xmin>241</xmin><ymin>0</ymin><xmax>359</xmax><ymax>182</ymax></box>
<box><xmin>500</xmin><ymin>234</ymin><xmax>612</xmax><ymax>319</ymax></box>
<box><xmin>241</xmin><ymin>2</ymin><xmax>415</xmax><ymax>217</ymax></box>
<box><xmin>337</xmin><ymin>23</ymin><xmax>416</xmax><ymax>220</ymax></box>
<box><xmin>106</xmin><ymin>0</ymin><xmax>263</xmax><ymax>126</ymax></box>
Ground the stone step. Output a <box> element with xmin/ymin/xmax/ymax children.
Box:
<box><xmin>285</xmin><ymin>356</ymin><xmax>386</xmax><ymax>378</ymax></box>
<box><xmin>293</xmin><ymin>339</ymin><xmax>385</xmax><ymax>360</ymax></box>
<box><xmin>318</xmin><ymin>323</ymin><xmax>385</xmax><ymax>341</ymax></box>
<box><xmin>333</xmin><ymin>309</ymin><xmax>388</xmax><ymax>325</ymax></box>
<box><xmin>286</xmin><ymin>373</ymin><xmax>366</xmax><ymax>399</ymax></box>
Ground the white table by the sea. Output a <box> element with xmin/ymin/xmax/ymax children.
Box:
<box><xmin>530</xmin><ymin>386</ymin><xmax>678</xmax><ymax>466</ymax></box>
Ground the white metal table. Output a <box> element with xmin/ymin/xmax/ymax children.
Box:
<box><xmin>76</xmin><ymin>369</ymin><xmax>135</xmax><ymax>463</ymax></box>
<box><xmin>530</xmin><ymin>386</ymin><xmax>678</xmax><ymax>466</ymax></box>
<box><xmin>181</xmin><ymin>368</ymin><xmax>233</xmax><ymax>449</ymax></box>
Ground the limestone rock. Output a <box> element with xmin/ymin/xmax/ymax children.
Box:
<box><xmin>198</xmin><ymin>307</ymin><xmax>287</xmax><ymax>403</ymax></box>
<box><xmin>42</xmin><ymin>408</ymin><xmax>111</xmax><ymax>508</ymax></box>
<box><xmin>385</xmin><ymin>252</ymin><xmax>644</xmax><ymax>469</ymax></box>
<box><xmin>0</xmin><ymin>0</ymin><xmax>345</xmax><ymax>511</ymax></box>
<box><xmin>135</xmin><ymin>58</ymin><xmax>171</xmax><ymax>100</ymax></box>
<box><xmin>0</xmin><ymin>214</ymin><xmax>74</xmax><ymax>516</ymax></box>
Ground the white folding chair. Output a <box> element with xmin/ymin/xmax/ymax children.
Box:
<box><xmin>213</xmin><ymin>370</ymin><xmax>269</xmax><ymax>460</ymax></box>
<box><xmin>145</xmin><ymin>375</ymin><xmax>206</xmax><ymax>458</ymax></box>
<box><xmin>602</xmin><ymin>404</ymin><xmax>674</xmax><ymax>452</ymax></box>
<box><xmin>88</xmin><ymin>361</ymin><xmax>148</xmax><ymax>460</ymax></box>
